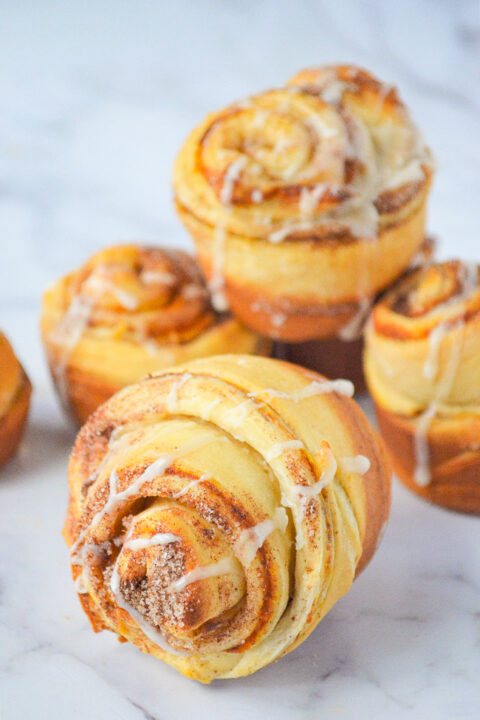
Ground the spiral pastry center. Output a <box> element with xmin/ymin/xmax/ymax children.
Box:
<box><xmin>111</xmin><ymin>501</ymin><xmax>245</xmax><ymax>646</ymax></box>
<box><xmin>200</xmin><ymin>91</ymin><xmax>360</xmax><ymax>209</ymax></box>
<box><xmin>74</xmin><ymin>247</ymin><xmax>210</xmax><ymax>326</ymax></box>
<box><xmin>370</xmin><ymin>262</ymin><xmax>480</xmax><ymax>346</ymax></box>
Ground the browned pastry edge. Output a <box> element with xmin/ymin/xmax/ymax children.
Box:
<box><xmin>279</xmin><ymin>337</ymin><xmax>366</xmax><ymax>393</ymax></box>
<box><xmin>374</xmin><ymin>402</ymin><xmax>480</xmax><ymax>514</ymax></box>
<box><xmin>275</xmin><ymin>360</ymin><xmax>391</xmax><ymax>576</ymax></box>
<box><xmin>224</xmin><ymin>278</ymin><xmax>360</xmax><ymax>342</ymax></box>
<box><xmin>321</xmin><ymin>364</ymin><xmax>391</xmax><ymax>575</ymax></box>
<box><xmin>47</xmin><ymin>329</ymin><xmax>272</xmax><ymax>428</ymax></box>
<box><xmin>0</xmin><ymin>372</ymin><xmax>32</xmax><ymax>469</ymax></box>
<box><xmin>46</xmin><ymin>357</ymin><xmax>119</xmax><ymax>428</ymax></box>
<box><xmin>183</xmin><ymin>189</ymin><xmax>430</xmax><ymax>343</ymax></box>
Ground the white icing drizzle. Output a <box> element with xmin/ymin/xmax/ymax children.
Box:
<box><xmin>413</xmin><ymin>266</ymin><xmax>477</xmax><ymax>484</ymax></box>
<box><xmin>140</xmin><ymin>270</ymin><xmax>176</xmax><ymax>286</ymax></box>
<box><xmin>343</xmin><ymin>201</ymin><xmax>379</xmax><ymax>240</ymax></box>
<box><xmin>305</xmin><ymin>113</ymin><xmax>341</xmax><ymax>142</ymax></box>
<box><xmin>339</xmin><ymin>454</ymin><xmax>371</xmax><ymax>475</ymax></box>
<box><xmin>78</xmin><ymin>483</ymin><xmax>185</xmax><ymax>655</ymax></box>
<box><xmin>337</xmin><ymin>297</ymin><xmax>373</xmax><ymax>342</ymax></box>
<box><xmin>250</xmin><ymin>297</ymin><xmax>289</xmax><ymax>320</ymax></box>
<box><xmin>293</xmin><ymin>449</ymin><xmax>338</xmax><ymax>499</ymax></box>
<box><xmin>224</xmin><ymin>399</ymin><xmax>258</xmax><ymax>428</ymax></box>
<box><xmin>268</xmin><ymin>191</ymin><xmax>382</xmax><ymax>245</ymax></box>
<box><xmin>220</xmin><ymin>157</ymin><xmax>247</xmax><ymax>206</ymax></box>
<box><xmin>209</xmin><ymin>225</ymin><xmax>229</xmax><ymax>312</ymax></box>
<box><xmin>139</xmin><ymin>338</ymin><xmax>161</xmax><ymax>356</ymax></box>
<box><xmin>320</xmin><ymin>78</ymin><xmax>350</xmax><ymax>105</ymax></box>
<box><xmin>248</xmin><ymin>69</ymin><xmax>431</xmax><ymax>247</ymax></box>
<box><xmin>281</xmin><ymin>446</ymin><xmax>338</xmax><ymax>550</ymax></box>
<box><xmin>71</xmin><ymin>432</ymin><xmax>223</xmax><ymax>558</ymax></box>
<box><xmin>124</xmin><ymin>532</ymin><xmax>181</xmax><ymax>551</ymax></box>
<box><xmin>272</xmin><ymin>312</ymin><xmax>287</xmax><ymax>328</ymax></box>
<box><xmin>252</xmin><ymin>189</ymin><xmax>263</xmax><ymax>203</ymax></box>
<box><xmin>86</xmin><ymin>269</ymin><xmax>140</xmax><ymax>311</ymax></box>
<box><xmin>233</xmin><ymin>508</ymin><xmax>288</xmax><ymax>567</ymax></box>
<box><xmin>181</xmin><ymin>282</ymin><xmax>206</xmax><ymax>300</ymax></box>
<box><xmin>166</xmin><ymin>373</ymin><xmax>192</xmax><ymax>412</ymax></box>
<box><xmin>414</xmin><ymin>403</ymin><xmax>438</xmax><ymax>487</ymax></box>
<box><xmin>383</xmin><ymin>158</ymin><xmax>425</xmax><ymax>191</ymax></box>
<box><xmin>108</xmin><ymin>285</ymin><xmax>139</xmax><ymax>311</ymax></box>
<box><xmin>172</xmin><ymin>473</ymin><xmax>210</xmax><ymax>499</ymax></box>
<box><xmin>414</xmin><ymin>318</ymin><xmax>467</xmax><ymax>486</ymax></box>
<box><xmin>50</xmin><ymin>259</ymin><xmax>183</xmax><ymax>404</ymax></box>
<box><xmin>71</xmin><ymin>540</ymin><xmax>112</xmax><ymax>567</ymax></box>
<box><xmin>251</xmin><ymin>109</ymin><xmax>268</xmax><ymax>129</ymax></box>
<box><xmin>50</xmin><ymin>293</ymin><xmax>95</xmax><ymax>404</ymax></box>
<box><xmin>201</xmin><ymin>397</ymin><xmax>222</xmax><ymax>417</ymax></box>
<box><xmin>248</xmin><ymin>378</ymin><xmax>355</xmax><ymax>402</ymax></box>
<box><xmin>265</xmin><ymin>439</ymin><xmax>305</xmax><ymax>462</ymax></box>
<box><xmin>423</xmin><ymin>322</ymin><xmax>449</xmax><ymax>381</ymax></box>
<box><xmin>299</xmin><ymin>183</ymin><xmax>328</xmax><ymax>215</ymax></box>
<box><xmin>268</xmin><ymin>219</ymin><xmax>315</xmax><ymax>244</ymax></box>
<box><xmin>170</xmin><ymin>557</ymin><xmax>237</xmax><ymax>593</ymax></box>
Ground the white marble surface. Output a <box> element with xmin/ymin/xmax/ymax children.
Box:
<box><xmin>1</xmin><ymin>1</ymin><xmax>480</xmax><ymax>718</ymax></box>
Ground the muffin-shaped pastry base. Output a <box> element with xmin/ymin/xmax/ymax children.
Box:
<box><xmin>364</xmin><ymin>260</ymin><xmax>480</xmax><ymax>514</ymax></box>
<box><xmin>41</xmin><ymin>245</ymin><xmax>270</xmax><ymax>425</ymax></box>
<box><xmin>65</xmin><ymin>354</ymin><xmax>391</xmax><ymax>682</ymax></box>
<box><xmin>174</xmin><ymin>64</ymin><xmax>433</xmax><ymax>342</ymax></box>
<box><xmin>185</xmin><ymin>200</ymin><xmax>430</xmax><ymax>342</ymax></box>
<box><xmin>375</xmin><ymin>404</ymin><xmax>480</xmax><ymax>513</ymax></box>
<box><xmin>0</xmin><ymin>332</ymin><xmax>31</xmax><ymax>468</ymax></box>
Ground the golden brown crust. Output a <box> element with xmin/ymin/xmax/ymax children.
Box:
<box><xmin>65</xmin><ymin>354</ymin><xmax>390</xmax><ymax>682</ymax></box>
<box><xmin>41</xmin><ymin>244</ymin><xmax>271</xmax><ymax>425</ymax></box>
<box><xmin>0</xmin><ymin>333</ymin><xmax>31</xmax><ymax>469</ymax></box>
<box><xmin>375</xmin><ymin>403</ymin><xmax>480</xmax><ymax>513</ymax></box>
<box><xmin>174</xmin><ymin>64</ymin><xmax>433</xmax><ymax>341</ymax></box>
<box><xmin>364</xmin><ymin>260</ymin><xmax>480</xmax><ymax>513</ymax></box>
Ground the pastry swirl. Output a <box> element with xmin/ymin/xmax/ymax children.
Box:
<box><xmin>64</xmin><ymin>355</ymin><xmax>391</xmax><ymax>682</ymax></box>
<box><xmin>174</xmin><ymin>64</ymin><xmax>433</xmax><ymax>340</ymax></box>
<box><xmin>41</xmin><ymin>245</ymin><xmax>269</xmax><ymax>425</ymax></box>
<box><xmin>0</xmin><ymin>332</ymin><xmax>31</xmax><ymax>469</ymax></box>
<box><xmin>364</xmin><ymin>260</ymin><xmax>480</xmax><ymax>512</ymax></box>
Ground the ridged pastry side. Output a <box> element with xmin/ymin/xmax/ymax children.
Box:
<box><xmin>364</xmin><ymin>260</ymin><xmax>480</xmax><ymax>513</ymax></box>
<box><xmin>64</xmin><ymin>354</ymin><xmax>390</xmax><ymax>682</ymax></box>
<box><xmin>41</xmin><ymin>245</ymin><xmax>270</xmax><ymax>425</ymax></box>
<box><xmin>174</xmin><ymin>64</ymin><xmax>433</xmax><ymax>341</ymax></box>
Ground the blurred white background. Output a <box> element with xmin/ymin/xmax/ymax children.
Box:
<box><xmin>1</xmin><ymin>0</ymin><xmax>479</xmax><ymax>314</ymax></box>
